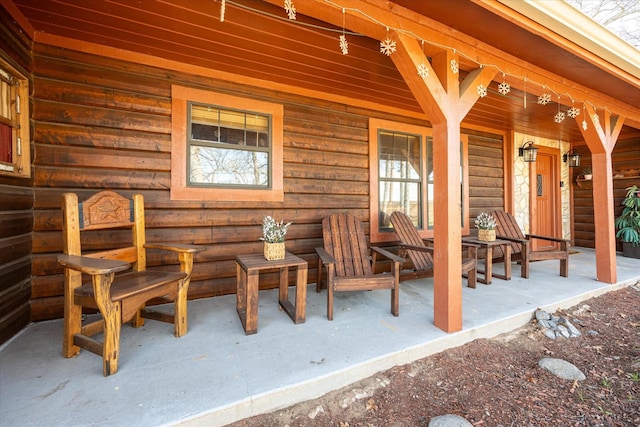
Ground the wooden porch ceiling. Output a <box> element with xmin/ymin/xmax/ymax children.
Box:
<box><xmin>7</xmin><ymin>0</ymin><xmax>640</xmax><ymax>142</ymax></box>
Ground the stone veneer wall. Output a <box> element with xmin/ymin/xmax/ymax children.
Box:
<box><xmin>513</xmin><ymin>133</ymin><xmax>571</xmax><ymax>239</ymax></box>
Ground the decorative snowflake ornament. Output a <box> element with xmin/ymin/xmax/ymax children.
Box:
<box><xmin>380</xmin><ymin>38</ymin><xmax>396</xmax><ymax>56</ymax></box>
<box><xmin>567</xmin><ymin>106</ymin><xmax>580</xmax><ymax>118</ymax></box>
<box><xmin>498</xmin><ymin>81</ymin><xmax>510</xmax><ymax>95</ymax></box>
<box><xmin>449</xmin><ymin>59</ymin><xmax>459</xmax><ymax>74</ymax></box>
<box><xmin>284</xmin><ymin>0</ymin><xmax>296</xmax><ymax>20</ymax></box>
<box><xmin>417</xmin><ymin>62</ymin><xmax>429</xmax><ymax>79</ymax></box>
<box><xmin>554</xmin><ymin>112</ymin><xmax>565</xmax><ymax>123</ymax></box>
<box><xmin>477</xmin><ymin>84</ymin><xmax>487</xmax><ymax>98</ymax></box>
<box><xmin>339</xmin><ymin>35</ymin><xmax>349</xmax><ymax>55</ymax></box>
<box><xmin>538</xmin><ymin>93</ymin><xmax>551</xmax><ymax>105</ymax></box>
<box><xmin>582</xmin><ymin>120</ymin><xmax>588</xmax><ymax>130</ymax></box>
<box><xmin>593</xmin><ymin>113</ymin><xmax>600</xmax><ymax>124</ymax></box>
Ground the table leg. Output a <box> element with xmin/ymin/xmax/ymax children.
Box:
<box><xmin>484</xmin><ymin>246</ymin><xmax>493</xmax><ymax>284</ymax></box>
<box><xmin>279</xmin><ymin>266</ymin><xmax>289</xmax><ymax>303</ymax></box>
<box><xmin>295</xmin><ymin>264</ymin><xmax>308</xmax><ymax>323</ymax></box>
<box><xmin>236</xmin><ymin>263</ymin><xmax>247</xmax><ymax>330</ymax></box>
<box><xmin>279</xmin><ymin>265</ymin><xmax>307</xmax><ymax>324</ymax></box>
<box><xmin>243</xmin><ymin>269</ymin><xmax>259</xmax><ymax>335</ymax></box>
<box><xmin>503</xmin><ymin>244</ymin><xmax>512</xmax><ymax>280</ymax></box>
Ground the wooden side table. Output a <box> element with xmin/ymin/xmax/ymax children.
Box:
<box><xmin>462</xmin><ymin>237</ymin><xmax>512</xmax><ymax>284</ymax></box>
<box><xmin>235</xmin><ymin>252</ymin><xmax>308</xmax><ymax>335</ymax></box>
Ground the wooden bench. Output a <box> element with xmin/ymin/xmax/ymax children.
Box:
<box><xmin>58</xmin><ymin>191</ymin><xmax>204</xmax><ymax>376</ymax></box>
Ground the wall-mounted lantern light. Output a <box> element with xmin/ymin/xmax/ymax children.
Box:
<box><xmin>562</xmin><ymin>150</ymin><xmax>581</xmax><ymax>167</ymax></box>
<box><xmin>518</xmin><ymin>141</ymin><xmax>538</xmax><ymax>162</ymax></box>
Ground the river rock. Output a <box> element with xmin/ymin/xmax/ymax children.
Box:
<box><xmin>429</xmin><ymin>414</ymin><xmax>473</xmax><ymax>427</ymax></box>
<box><xmin>539</xmin><ymin>357</ymin><xmax>586</xmax><ymax>380</ymax></box>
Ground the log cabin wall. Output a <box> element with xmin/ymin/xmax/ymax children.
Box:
<box><xmin>27</xmin><ymin>42</ymin><xmax>506</xmax><ymax>322</ymax></box>
<box><xmin>467</xmin><ymin>133</ymin><xmax>505</xmax><ymax>222</ymax></box>
<box><xmin>572</xmin><ymin>137</ymin><xmax>640</xmax><ymax>249</ymax></box>
<box><xmin>0</xmin><ymin>7</ymin><xmax>33</xmax><ymax>344</ymax></box>
<box><xmin>28</xmin><ymin>43</ymin><xmax>396</xmax><ymax>321</ymax></box>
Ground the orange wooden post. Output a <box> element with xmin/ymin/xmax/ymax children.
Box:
<box><xmin>432</xmin><ymin>120</ymin><xmax>463</xmax><ymax>332</ymax></box>
<box><xmin>578</xmin><ymin>106</ymin><xmax>624</xmax><ymax>284</ymax></box>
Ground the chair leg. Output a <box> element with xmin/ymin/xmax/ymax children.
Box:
<box><xmin>316</xmin><ymin>257</ymin><xmax>324</xmax><ymax>293</ymax></box>
<box><xmin>175</xmin><ymin>252</ymin><xmax>195</xmax><ymax>337</ymax></box>
<box><xmin>391</xmin><ymin>263</ymin><xmax>399</xmax><ymax>316</ymax></box>
<box><xmin>327</xmin><ymin>283</ymin><xmax>334</xmax><ymax>321</ymax></box>
<box><xmin>102</xmin><ymin>307</ymin><xmax>121</xmax><ymax>377</ymax></box>
<box><xmin>560</xmin><ymin>258</ymin><xmax>569</xmax><ymax>277</ymax></box>
<box><xmin>174</xmin><ymin>278</ymin><xmax>189</xmax><ymax>337</ymax></box>
<box><xmin>390</xmin><ymin>286</ymin><xmax>399</xmax><ymax>317</ymax></box>
<box><xmin>92</xmin><ymin>273</ymin><xmax>120</xmax><ymax>376</ymax></box>
<box><xmin>131</xmin><ymin>305</ymin><xmax>145</xmax><ymax>328</ymax></box>
<box><xmin>521</xmin><ymin>243</ymin><xmax>530</xmax><ymax>279</ymax></box>
<box><xmin>467</xmin><ymin>266</ymin><xmax>477</xmax><ymax>289</ymax></box>
<box><xmin>522</xmin><ymin>260</ymin><xmax>530</xmax><ymax>279</ymax></box>
<box><xmin>63</xmin><ymin>270</ymin><xmax>82</xmax><ymax>358</ymax></box>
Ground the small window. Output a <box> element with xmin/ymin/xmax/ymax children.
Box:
<box><xmin>0</xmin><ymin>60</ymin><xmax>30</xmax><ymax>178</ymax></box>
<box><xmin>171</xmin><ymin>86</ymin><xmax>283</xmax><ymax>202</ymax></box>
<box><xmin>188</xmin><ymin>103</ymin><xmax>271</xmax><ymax>188</ymax></box>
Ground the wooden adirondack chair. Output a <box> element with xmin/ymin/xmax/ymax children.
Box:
<box><xmin>389</xmin><ymin>211</ymin><xmax>478</xmax><ymax>288</ymax></box>
<box><xmin>490</xmin><ymin>210</ymin><xmax>571</xmax><ymax>278</ymax></box>
<box><xmin>58</xmin><ymin>191</ymin><xmax>205</xmax><ymax>376</ymax></box>
<box><xmin>315</xmin><ymin>212</ymin><xmax>403</xmax><ymax>320</ymax></box>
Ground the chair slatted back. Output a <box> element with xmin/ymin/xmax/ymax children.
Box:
<box><xmin>490</xmin><ymin>210</ymin><xmax>525</xmax><ymax>257</ymax></box>
<box><xmin>389</xmin><ymin>211</ymin><xmax>434</xmax><ymax>271</ymax></box>
<box><xmin>322</xmin><ymin>213</ymin><xmax>372</xmax><ymax>277</ymax></box>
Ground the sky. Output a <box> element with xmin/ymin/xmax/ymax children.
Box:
<box><xmin>565</xmin><ymin>0</ymin><xmax>640</xmax><ymax>48</ymax></box>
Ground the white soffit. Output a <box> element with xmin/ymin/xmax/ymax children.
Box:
<box><xmin>497</xmin><ymin>0</ymin><xmax>640</xmax><ymax>80</ymax></box>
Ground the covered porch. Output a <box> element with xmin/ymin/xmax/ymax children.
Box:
<box><xmin>2</xmin><ymin>249</ymin><xmax>639</xmax><ymax>427</ymax></box>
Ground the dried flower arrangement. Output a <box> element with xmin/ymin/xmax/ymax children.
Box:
<box><xmin>474</xmin><ymin>212</ymin><xmax>497</xmax><ymax>230</ymax></box>
<box><xmin>260</xmin><ymin>216</ymin><xmax>292</xmax><ymax>243</ymax></box>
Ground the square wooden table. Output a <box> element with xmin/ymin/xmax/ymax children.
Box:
<box><xmin>462</xmin><ymin>237</ymin><xmax>512</xmax><ymax>284</ymax></box>
<box><xmin>235</xmin><ymin>252</ymin><xmax>308</xmax><ymax>335</ymax></box>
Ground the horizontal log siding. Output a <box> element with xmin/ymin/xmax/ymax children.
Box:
<box><xmin>572</xmin><ymin>137</ymin><xmax>640</xmax><ymax>249</ymax></box>
<box><xmin>467</xmin><ymin>133</ymin><xmax>505</xmax><ymax>222</ymax></box>
<box><xmin>30</xmin><ymin>43</ymin><xmax>507</xmax><ymax>321</ymax></box>
<box><xmin>29</xmin><ymin>44</ymin><xmax>375</xmax><ymax>320</ymax></box>
<box><xmin>0</xmin><ymin>8</ymin><xmax>33</xmax><ymax>344</ymax></box>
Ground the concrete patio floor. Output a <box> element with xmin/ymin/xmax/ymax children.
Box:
<box><xmin>2</xmin><ymin>248</ymin><xmax>639</xmax><ymax>427</ymax></box>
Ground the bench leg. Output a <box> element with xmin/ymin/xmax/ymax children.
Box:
<box><xmin>93</xmin><ymin>273</ymin><xmax>120</xmax><ymax>376</ymax></box>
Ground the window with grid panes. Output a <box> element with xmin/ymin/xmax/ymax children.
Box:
<box><xmin>188</xmin><ymin>103</ymin><xmax>271</xmax><ymax>188</ymax></box>
<box><xmin>0</xmin><ymin>60</ymin><xmax>30</xmax><ymax>178</ymax></box>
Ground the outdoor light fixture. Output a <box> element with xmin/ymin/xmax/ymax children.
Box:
<box><xmin>518</xmin><ymin>141</ymin><xmax>538</xmax><ymax>162</ymax></box>
<box><xmin>563</xmin><ymin>150</ymin><xmax>581</xmax><ymax>167</ymax></box>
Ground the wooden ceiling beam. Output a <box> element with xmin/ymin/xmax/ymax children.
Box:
<box><xmin>262</xmin><ymin>0</ymin><xmax>640</xmax><ymax>129</ymax></box>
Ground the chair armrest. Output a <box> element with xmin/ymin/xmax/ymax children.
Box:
<box><xmin>57</xmin><ymin>254</ymin><xmax>130</xmax><ymax>275</ymax></box>
<box><xmin>315</xmin><ymin>247</ymin><xmax>336</xmax><ymax>266</ymax></box>
<box><xmin>462</xmin><ymin>242</ymin><xmax>480</xmax><ymax>249</ymax></box>
<box><xmin>462</xmin><ymin>243</ymin><xmax>479</xmax><ymax>259</ymax></box>
<box><xmin>421</xmin><ymin>238</ymin><xmax>434</xmax><ymax>247</ymax></box>
<box><xmin>525</xmin><ymin>234</ymin><xmax>572</xmax><ymax>245</ymax></box>
<box><xmin>370</xmin><ymin>246</ymin><xmax>405</xmax><ymax>264</ymax></box>
<box><xmin>399</xmin><ymin>243</ymin><xmax>435</xmax><ymax>254</ymax></box>
<box><xmin>496</xmin><ymin>235</ymin><xmax>529</xmax><ymax>246</ymax></box>
<box><xmin>144</xmin><ymin>242</ymin><xmax>205</xmax><ymax>253</ymax></box>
